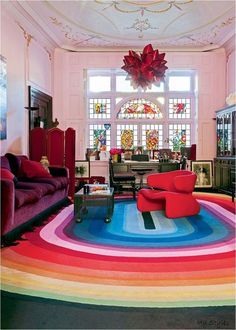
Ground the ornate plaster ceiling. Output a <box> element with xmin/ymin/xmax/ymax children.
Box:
<box><xmin>5</xmin><ymin>0</ymin><xmax>236</xmax><ymax>51</ymax></box>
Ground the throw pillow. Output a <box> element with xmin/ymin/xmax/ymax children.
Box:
<box><xmin>20</xmin><ymin>160</ymin><xmax>52</xmax><ymax>178</ymax></box>
<box><xmin>1</xmin><ymin>168</ymin><xmax>18</xmax><ymax>184</ymax></box>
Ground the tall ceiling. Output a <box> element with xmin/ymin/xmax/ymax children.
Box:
<box><xmin>4</xmin><ymin>0</ymin><xmax>236</xmax><ymax>52</ymax></box>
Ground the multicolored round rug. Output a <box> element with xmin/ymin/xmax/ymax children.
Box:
<box><xmin>1</xmin><ymin>193</ymin><xmax>235</xmax><ymax>308</ymax></box>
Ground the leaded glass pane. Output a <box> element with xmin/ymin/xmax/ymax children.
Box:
<box><xmin>89</xmin><ymin>99</ymin><xmax>111</xmax><ymax>119</ymax></box>
<box><xmin>169</xmin><ymin>124</ymin><xmax>191</xmax><ymax>151</ymax></box>
<box><xmin>89</xmin><ymin>124</ymin><xmax>111</xmax><ymax>150</ymax></box>
<box><xmin>116</xmin><ymin>76</ymin><xmax>138</xmax><ymax>92</ymax></box>
<box><xmin>169</xmin><ymin>76</ymin><xmax>191</xmax><ymax>91</ymax></box>
<box><xmin>117</xmin><ymin>98</ymin><xmax>162</xmax><ymax>119</ymax></box>
<box><xmin>89</xmin><ymin>76</ymin><xmax>111</xmax><ymax>92</ymax></box>
<box><xmin>141</xmin><ymin>125</ymin><xmax>163</xmax><ymax>150</ymax></box>
<box><xmin>169</xmin><ymin>98</ymin><xmax>191</xmax><ymax>119</ymax></box>
<box><xmin>117</xmin><ymin>125</ymin><xmax>138</xmax><ymax>149</ymax></box>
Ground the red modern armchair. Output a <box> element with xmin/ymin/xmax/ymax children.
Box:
<box><xmin>137</xmin><ymin>170</ymin><xmax>200</xmax><ymax>218</ymax></box>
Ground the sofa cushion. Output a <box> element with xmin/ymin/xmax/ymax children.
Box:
<box><xmin>28</xmin><ymin>176</ymin><xmax>69</xmax><ymax>190</ymax></box>
<box><xmin>1</xmin><ymin>168</ymin><xmax>18</xmax><ymax>185</ymax></box>
<box><xmin>20</xmin><ymin>159</ymin><xmax>52</xmax><ymax>179</ymax></box>
<box><xmin>5</xmin><ymin>153</ymin><xmax>28</xmax><ymax>176</ymax></box>
<box><xmin>15</xmin><ymin>189</ymin><xmax>40</xmax><ymax>208</ymax></box>
<box><xmin>1</xmin><ymin>168</ymin><xmax>15</xmax><ymax>181</ymax></box>
<box><xmin>1</xmin><ymin>156</ymin><xmax>11</xmax><ymax>171</ymax></box>
<box><xmin>15</xmin><ymin>181</ymin><xmax>56</xmax><ymax>197</ymax></box>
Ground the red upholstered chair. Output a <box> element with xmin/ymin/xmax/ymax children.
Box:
<box><xmin>137</xmin><ymin>170</ymin><xmax>200</xmax><ymax>218</ymax></box>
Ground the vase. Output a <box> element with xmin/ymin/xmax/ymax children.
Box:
<box><xmin>40</xmin><ymin>155</ymin><xmax>49</xmax><ymax>169</ymax></box>
<box><xmin>112</xmin><ymin>154</ymin><xmax>119</xmax><ymax>163</ymax></box>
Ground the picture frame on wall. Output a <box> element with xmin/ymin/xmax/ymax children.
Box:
<box><xmin>75</xmin><ymin>160</ymin><xmax>90</xmax><ymax>179</ymax></box>
<box><xmin>191</xmin><ymin>160</ymin><xmax>213</xmax><ymax>188</ymax></box>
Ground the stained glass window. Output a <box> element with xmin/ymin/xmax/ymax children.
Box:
<box><xmin>169</xmin><ymin>98</ymin><xmax>191</xmax><ymax>119</ymax></box>
<box><xmin>117</xmin><ymin>125</ymin><xmax>138</xmax><ymax>149</ymax></box>
<box><xmin>87</xmin><ymin>69</ymin><xmax>196</xmax><ymax>151</ymax></box>
<box><xmin>141</xmin><ymin>125</ymin><xmax>163</xmax><ymax>150</ymax></box>
<box><xmin>89</xmin><ymin>124</ymin><xmax>111</xmax><ymax>150</ymax></box>
<box><xmin>117</xmin><ymin>98</ymin><xmax>162</xmax><ymax>119</ymax></box>
<box><xmin>169</xmin><ymin>124</ymin><xmax>191</xmax><ymax>151</ymax></box>
<box><xmin>89</xmin><ymin>99</ymin><xmax>111</xmax><ymax>119</ymax></box>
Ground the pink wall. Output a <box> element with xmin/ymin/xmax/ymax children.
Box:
<box><xmin>224</xmin><ymin>36</ymin><xmax>235</xmax><ymax>97</ymax></box>
<box><xmin>0</xmin><ymin>6</ymin><xmax>53</xmax><ymax>155</ymax></box>
<box><xmin>53</xmin><ymin>48</ymin><xmax>227</xmax><ymax>161</ymax></box>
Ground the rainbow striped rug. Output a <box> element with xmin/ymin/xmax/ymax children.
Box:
<box><xmin>1</xmin><ymin>193</ymin><xmax>235</xmax><ymax>308</ymax></box>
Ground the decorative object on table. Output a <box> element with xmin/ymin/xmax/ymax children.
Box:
<box><xmin>99</xmin><ymin>150</ymin><xmax>110</xmax><ymax>161</ymax></box>
<box><xmin>110</xmin><ymin>148</ymin><xmax>124</xmax><ymax>163</ymax></box>
<box><xmin>86</xmin><ymin>148</ymin><xmax>100</xmax><ymax>161</ymax></box>
<box><xmin>158</xmin><ymin>148</ymin><xmax>172</xmax><ymax>162</ymax></box>
<box><xmin>226</xmin><ymin>92</ymin><xmax>236</xmax><ymax>106</ymax></box>
<box><xmin>124</xmin><ymin>149</ymin><xmax>134</xmax><ymax>160</ymax></box>
<box><xmin>40</xmin><ymin>155</ymin><xmax>50</xmax><ymax>171</ymax></box>
<box><xmin>152</xmin><ymin>150</ymin><xmax>159</xmax><ymax>160</ymax></box>
<box><xmin>52</xmin><ymin>118</ymin><xmax>59</xmax><ymax>127</ymax></box>
<box><xmin>75</xmin><ymin>160</ymin><xmax>90</xmax><ymax>178</ymax></box>
<box><xmin>121</xmin><ymin>44</ymin><xmax>168</xmax><ymax>90</ymax></box>
<box><xmin>191</xmin><ymin>160</ymin><xmax>213</xmax><ymax>188</ymax></box>
<box><xmin>134</xmin><ymin>146</ymin><xmax>143</xmax><ymax>155</ymax></box>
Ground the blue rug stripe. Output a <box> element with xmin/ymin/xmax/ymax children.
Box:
<box><xmin>67</xmin><ymin>202</ymin><xmax>234</xmax><ymax>248</ymax></box>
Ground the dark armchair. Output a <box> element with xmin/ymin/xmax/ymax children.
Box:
<box><xmin>109</xmin><ymin>160</ymin><xmax>136</xmax><ymax>199</ymax></box>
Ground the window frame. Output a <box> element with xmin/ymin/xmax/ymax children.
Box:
<box><xmin>87</xmin><ymin>69</ymin><xmax>197</xmax><ymax>151</ymax></box>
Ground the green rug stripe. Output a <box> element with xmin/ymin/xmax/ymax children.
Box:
<box><xmin>142</xmin><ymin>212</ymin><xmax>156</xmax><ymax>230</ymax></box>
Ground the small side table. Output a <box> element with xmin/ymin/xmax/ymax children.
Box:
<box><xmin>74</xmin><ymin>185</ymin><xmax>114</xmax><ymax>223</ymax></box>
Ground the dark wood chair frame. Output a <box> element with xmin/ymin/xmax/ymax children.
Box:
<box><xmin>109</xmin><ymin>160</ymin><xmax>136</xmax><ymax>200</ymax></box>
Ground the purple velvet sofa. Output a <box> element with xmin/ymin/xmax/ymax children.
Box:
<box><xmin>1</xmin><ymin>153</ymin><xmax>69</xmax><ymax>240</ymax></box>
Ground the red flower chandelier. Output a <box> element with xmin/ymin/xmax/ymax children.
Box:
<box><xmin>121</xmin><ymin>44</ymin><xmax>168</xmax><ymax>90</ymax></box>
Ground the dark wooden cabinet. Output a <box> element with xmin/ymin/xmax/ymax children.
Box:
<box><xmin>214</xmin><ymin>105</ymin><xmax>235</xmax><ymax>198</ymax></box>
<box><xmin>27</xmin><ymin>86</ymin><xmax>53</xmax><ymax>131</ymax></box>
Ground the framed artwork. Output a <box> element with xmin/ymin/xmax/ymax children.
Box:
<box><xmin>134</xmin><ymin>146</ymin><xmax>143</xmax><ymax>155</ymax></box>
<box><xmin>124</xmin><ymin>149</ymin><xmax>134</xmax><ymax>160</ymax></box>
<box><xmin>86</xmin><ymin>148</ymin><xmax>99</xmax><ymax>161</ymax></box>
<box><xmin>0</xmin><ymin>55</ymin><xmax>7</xmax><ymax>140</ymax></box>
<box><xmin>75</xmin><ymin>160</ymin><xmax>90</xmax><ymax>178</ymax></box>
<box><xmin>152</xmin><ymin>149</ymin><xmax>159</xmax><ymax>160</ymax></box>
<box><xmin>191</xmin><ymin>160</ymin><xmax>213</xmax><ymax>188</ymax></box>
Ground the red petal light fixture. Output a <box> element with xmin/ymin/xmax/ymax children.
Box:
<box><xmin>121</xmin><ymin>44</ymin><xmax>168</xmax><ymax>90</ymax></box>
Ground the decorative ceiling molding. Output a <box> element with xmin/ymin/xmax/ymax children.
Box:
<box><xmin>126</xmin><ymin>18</ymin><xmax>158</xmax><ymax>39</ymax></box>
<box><xmin>95</xmin><ymin>0</ymin><xmax>193</xmax><ymax>14</ymax></box>
<box><xmin>17</xmin><ymin>22</ymin><xmax>33</xmax><ymax>47</ymax></box>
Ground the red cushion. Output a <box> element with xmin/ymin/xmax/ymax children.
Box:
<box><xmin>1</xmin><ymin>168</ymin><xmax>15</xmax><ymax>181</ymax></box>
<box><xmin>20</xmin><ymin>160</ymin><xmax>52</xmax><ymax>178</ymax></box>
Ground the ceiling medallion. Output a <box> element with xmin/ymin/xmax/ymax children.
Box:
<box><xmin>95</xmin><ymin>0</ymin><xmax>193</xmax><ymax>14</ymax></box>
<box><xmin>126</xmin><ymin>18</ymin><xmax>158</xmax><ymax>38</ymax></box>
<box><xmin>121</xmin><ymin>44</ymin><xmax>168</xmax><ymax>90</ymax></box>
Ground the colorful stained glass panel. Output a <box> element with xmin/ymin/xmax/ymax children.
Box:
<box><xmin>117</xmin><ymin>125</ymin><xmax>138</xmax><ymax>149</ymax></box>
<box><xmin>117</xmin><ymin>98</ymin><xmax>162</xmax><ymax>119</ymax></box>
<box><xmin>146</xmin><ymin>130</ymin><xmax>159</xmax><ymax>150</ymax></box>
<box><xmin>169</xmin><ymin>99</ymin><xmax>191</xmax><ymax>119</ymax></box>
<box><xmin>169</xmin><ymin>124</ymin><xmax>191</xmax><ymax>151</ymax></box>
<box><xmin>89</xmin><ymin>99</ymin><xmax>111</xmax><ymax>119</ymax></box>
<box><xmin>89</xmin><ymin>124</ymin><xmax>111</xmax><ymax>150</ymax></box>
